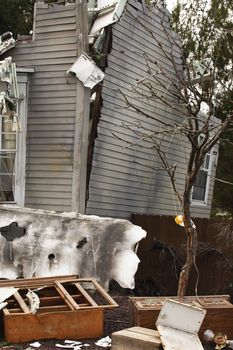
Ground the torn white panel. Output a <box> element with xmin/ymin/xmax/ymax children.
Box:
<box><xmin>29</xmin><ymin>342</ymin><xmax>41</xmax><ymax>348</ymax></box>
<box><xmin>156</xmin><ymin>299</ymin><xmax>206</xmax><ymax>350</ymax></box>
<box><xmin>111</xmin><ymin>250</ymin><xmax>140</xmax><ymax>289</ymax></box>
<box><xmin>97</xmin><ymin>0</ymin><xmax>117</xmax><ymax>8</ymax></box>
<box><xmin>0</xmin><ymin>91</ymin><xmax>7</xmax><ymax>114</ymax></box>
<box><xmin>0</xmin><ymin>206</ymin><xmax>147</xmax><ymax>290</ymax></box>
<box><xmin>0</xmin><ymin>57</ymin><xmax>19</xmax><ymax>99</ymax></box>
<box><xmin>0</xmin><ymin>287</ymin><xmax>18</xmax><ymax>303</ymax></box>
<box><xmin>90</xmin><ymin>10</ymin><xmax>115</xmax><ymax>36</ymax></box>
<box><xmin>95</xmin><ymin>336</ymin><xmax>111</xmax><ymax>347</ymax></box>
<box><xmin>157</xmin><ymin>325</ymin><xmax>204</xmax><ymax>350</ymax></box>
<box><xmin>0</xmin><ymin>57</ymin><xmax>13</xmax><ymax>83</ymax></box>
<box><xmin>26</xmin><ymin>289</ymin><xmax>40</xmax><ymax>314</ymax></box>
<box><xmin>89</xmin><ymin>0</ymin><xmax>127</xmax><ymax>36</ymax></box>
<box><xmin>67</xmin><ymin>53</ymin><xmax>104</xmax><ymax>89</ymax></box>
<box><xmin>0</xmin><ymin>32</ymin><xmax>15</xmax><ymax>56</ymax></box>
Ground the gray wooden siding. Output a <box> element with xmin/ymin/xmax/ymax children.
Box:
<box><xmin>11</xmin><ymin>3</ymin><xmax>79</xmax><ymax>211</ymax></box>
<box><xmin>86</xmin><ymin>0</ymin><xmax>214</xmax><ymax>219</ymax></box>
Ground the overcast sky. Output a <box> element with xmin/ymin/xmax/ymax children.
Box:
<box><xmin>166</xmin><ymin>0</ymin><xmax>178</xmax><ymax>12</ymax></box>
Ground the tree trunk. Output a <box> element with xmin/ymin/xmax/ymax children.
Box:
<box><xmin>177</xmin><ymin>224</ymin><xmax>197</xmax><ymax>297</ymax></box>
<box><xmin>177</xmin><ymin>179</ymin><xmax>198</xmax><ymax>298</ymax></box>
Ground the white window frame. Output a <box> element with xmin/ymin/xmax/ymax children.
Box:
<box><xmin>14</xmin><ymin>68</ymin><xmax>34</xmax><ymax>206</ymax></box>
<box><xmin>0</xmin><ymin>67</ymin><xmax>33</xmax><ymax>206</ymax></box>
<box><xmin>191</xmin><ymin>137</ymin><xmax>214</xmax><ymax>206</ymax></box>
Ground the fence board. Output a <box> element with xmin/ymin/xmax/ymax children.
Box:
<box><xmin>131</xmin><ymin>214</ymin><xmax>233</xmax><ymax>299</ymax></box>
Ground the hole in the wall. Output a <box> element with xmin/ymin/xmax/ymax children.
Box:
<box><xmin>76</xmin><ymin>237</ymin><xmax>88</xmax><ymax>249</ymax></box>
<box><xmin>0</xmin><ymin>222</ymin><xmax>26</xmax><ymax>241</ymax></box>
<box><xmin>48</xmin><ymin>253</ymin><xmax>55</xmax><ymax>261</ymax></box>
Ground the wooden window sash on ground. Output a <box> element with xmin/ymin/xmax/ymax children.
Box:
<box><xmin>0</xmin><ymin>275</ymin><xmax>118</xmax><ymax>343</ymax></box>
<box><xmin>1</xmin><ymin>276</ymin><xmax>118</xmax><ymax>315</ymax></box>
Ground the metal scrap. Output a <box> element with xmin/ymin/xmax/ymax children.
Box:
<box><xmin>156</xmin><ymin>299</ymin><xmax>206</xmax><ymax>350</ymax></box>
<box><xmin>0</xmin><ymin>287</ymin><xmax>18</xmax><ymax>303</ymax></box>
<box><xmin>67</xmin><ymin>53</ymin><xmax>104</xmax><ymax>89</ymax></box>
<box><xmin>26</xmin><ymin>289</ymin><xmax>40</xmax><ymax>314</ymax></box>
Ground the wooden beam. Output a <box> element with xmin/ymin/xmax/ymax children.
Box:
<box><xmin>0</xmin><ymin>275</ymin><xmax>78</xmax><ymax>288</ymax></box>
<box><xmin>89</xmin><ymin>279</ymin><xmax>118</xmax><ymax>308</ymax></box>
<box><xmin>13</xmin><ymin>291</ymin><xmax>30</xmax><ymax>314</ymax></box>
<box><xmin>74</xmin><ymin>282</ymin><xmax>98</xmax><ymax>307</ymax></box>
<box><xmin>55</xmin><ymin>281</ymin><xmax>80</xmax><ymax>310</ymax></box>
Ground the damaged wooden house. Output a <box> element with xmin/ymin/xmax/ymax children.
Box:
<box><xmin>0</xmin><ymin>0</ymin><xmax>218</xmax><ymax>219</ymax></box>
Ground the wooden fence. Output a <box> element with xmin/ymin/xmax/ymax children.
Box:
<box><xmin>131</xmin><ymin>214</ymin><xmax>233</xmax><ymax>300</ymax></box>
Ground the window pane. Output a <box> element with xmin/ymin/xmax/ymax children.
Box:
<box><xmin>192</xmin><ymin>170</ymin><xmax>207</xmax><ymax>201</ymax></box>
<box><xmin>0</xmin><ymin>155</ymin><xmax>15</xmax><ymax>174</ymax></box>
<box><xmin>204</xmin><ymin>153</ymin><xmax>210</xmax><ymax>170</ymax></box>
<box><xmin>2</xmin><ymin>133</ymin><xmax>16</xmax><ymax>150</ymax></box>
<box><xmin>0</xmin><ymin>154</ymin><xmax>15</xmax><ymax>201</ymax></box>
<box><xmin>0</xmin><ymin>174</ymin><xmax>15</xmax><ymax>201</ymax></box>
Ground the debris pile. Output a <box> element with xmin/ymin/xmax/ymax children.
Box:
<box><xmin>0</xmin><ymin>275</ymin><xmax>118</xmax><ymax>343</ymax></box>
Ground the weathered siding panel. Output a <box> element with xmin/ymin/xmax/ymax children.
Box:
<box><xmin>11</xmin><ymin>2</ymin><xmax>79</xmax><ymax>211</ymax></box>
<box><xmin>86</xmin><ymin>0</ymin><xmax>214</xmax><ymax>219</ymax></box>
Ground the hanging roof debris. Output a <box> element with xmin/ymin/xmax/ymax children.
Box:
<box><xmin>0</xmin><ymin>32</ymin><xmax>15</xmax><ymax>56</ymax></box>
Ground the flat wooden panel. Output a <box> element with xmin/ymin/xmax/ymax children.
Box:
<box><xmin>14</xmin><ymin>43</ymin><xmax>77</xmax><ymax>55</ymax></box>
<box><xmin>28</xmin><ymin>103</ymin><xmax>76</xmax><ymax>111</ymax></box>
<box><xmin>36</xmin><ymin>17</ymin><xmax>76</xmax><ymax>28</ymax></box>
<box><xmin>36</xmin><ymin>9</ymin><xmax>76</xmax><ymax>21</ymax></box>
<box><xmin>26</xmin><ymin>177</ymin><xmax>73</xmax><ymax>185</ymax></box>
<box><xmin>35</xmin><ymin>30</ymin><xmax>77</xmax><ymax>40</ymax></box>
<box><xmin>25</xmin><ymin>197</ymin><xmax>71</xmax><ymax>205</ymax></box>
<box><xmin>24</xmin><ymin>203</ymin><xmax>72</xmax><ymax>212</ymax></box>
<box><xmin>27</xmin><ymin>157</ymin><xmax>73</xmax><ymax>165</ymax></box>
<box><xmin>111</xmin><ymin>326</ymin><xmax>161</xmax><ymax>350</ymax></box>
<box><xmin>4</xmin><ymin>309</ymin><xmax>104</xmax><ymax>343</ymax></box>
<box><xmin>35</xmin><ymin>23</ymin><xmax>76</xmax><ymax>34</ymax></box>
<box><xmin>26</xmin><ymin>191</ymin><xmax>71</xmax><ymax>199</ymax></box>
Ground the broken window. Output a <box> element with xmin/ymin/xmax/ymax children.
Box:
<box><xmin>0</xmin><ymin>57</ymin><xmax>23</xmax><ymax>204</ymax></box>
<box><xmin>0</xmin><ymin>112</ymin><xmax>16</xmax><ymax>202</ymax></box>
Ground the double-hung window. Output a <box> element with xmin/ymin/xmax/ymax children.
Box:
<box><xmin>192</xmin><ymin>137</ymin><xmax>213</xmax><ymax>205</ymax></box>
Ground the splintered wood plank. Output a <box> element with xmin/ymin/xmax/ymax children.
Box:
<box><xmin>13</xmin><ymin>291</ymin><xmax>30</xmax><ymax>314</ymax></box>
<box><xmin>89</xmin><ymin>278</ymin><xmax>118</xmax><ymax>308</ymax></box>
<box><xmin>0</xmin><ymin>275</ymin><xmax>78</xmax><ymax>288</ymax></box>
<box><xmin>3</xmin><ymin>308</ymin><xmax>10</xmax><ymax>315</ymax></box>
<box><xmin>74</xmin><ymin>283</ymin><xmax>98</xmax><ymax>307</ymax></box>
<box><xmin>55</xmin><ymin>281</ymin><xmax>80</xmax><ymax>310</ymax></box>
<box><xmin>111</xmin><ymin>326</ymin><xmax>161</xmax><ymax>350</ymax></box>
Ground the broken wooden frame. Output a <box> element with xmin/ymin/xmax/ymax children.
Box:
<box><xmin>0</xmin><ymin>275</ymin><xmax>118</xmax><ymax>343</ymax></box>
<box><xmin>129</xmin><ymin>295</ymin><xmax>233</xmax><ymax>340</ymax></box>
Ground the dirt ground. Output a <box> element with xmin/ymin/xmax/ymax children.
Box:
<box><xmin>0</xmin><ymin>295</ymin><xmax>215</xmax><ymax>350</ymax></box>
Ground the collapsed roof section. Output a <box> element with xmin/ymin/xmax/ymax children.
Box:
<box><xmin>67</xmin><ymin>0</ymin><xmax>128</xmax><ymax>88</ymax></box>
<box><xmin>88</xmin><ymin>0</ymin><xmax>128</xmax><ymax>38</ymax></box>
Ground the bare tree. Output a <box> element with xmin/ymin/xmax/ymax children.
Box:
<box><xmin>114</xmin><ymin>0</ymin><xmax>233</xmax><ymax>297</ymax></box>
